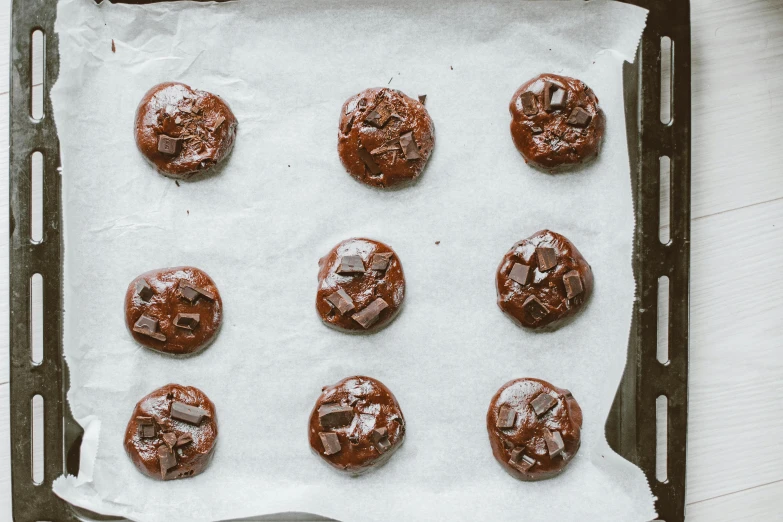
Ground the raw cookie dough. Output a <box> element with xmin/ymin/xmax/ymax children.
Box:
<box><xmin>124</xmin><ymin>266</ymin><xmax>223</xmax><ymax>355</ymax></box>
<box><xmin>308</xmin><ymin>376</ymin><xmax>406</xmax><ymax>474</ymax></box>
<box><xmin>496</xmin><ymin>230</ymin><xmax>593</xmax><ymax>330</ymax></box>
<box><xmin>509</xmin><ymin>73</ymin><xmax>605</xmax><ymax>170</ymax></box>
<box><xmin>135</xmin><ymin>82</ymin><xmax>238</xmax><ymax>179</ymax></box>
<box><xmin>124</xmin><ymin>384</ymin><xmax>218</xmax><ymax>481</ymax></box>
<box><xmin>316</xmin><ymin>238</ymin><xmax>405</xmax><ymax>333</ymax></box>
<box><xmin>487</xmin><ymin>377</ymin><xmax>582</xmax><ymax>481</ymax></box>
<box><xmin>338</xmin><ymin>87</ymin><xmax>435</xmax><ymax>188</ymax></box>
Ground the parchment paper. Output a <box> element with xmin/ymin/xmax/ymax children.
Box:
<box><xmin>50</xmin><ymin>1</ymin><xmax>654</xmax><ymax>521</ymax></box>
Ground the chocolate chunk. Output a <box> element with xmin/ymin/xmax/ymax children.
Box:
<box><xmin>536</xmin><ymin>247</ymin><xmax>557</xmax><ymax>271</ymax></box>
<box><xmin>508</xmin><ymin>263</ymin><xmax>531</xmax><ymax>286</ymax></box>
<box><xmin>399</xmin><ymin>131</ymin><xmax>421</xmax><ymax>160</ymax></box>
<box><xmin>531</xmin><ymin>392</ymin><xmax>558</xmax><ymax>416</ymax></box>
<box><xmin>173</xmin><ymin>313</ymin><xmax>200</xmax><ymax>331</ymax></box>
<box><xmin>523</xmin><ymin>295</ymin><xmax>549</xmax><ymax>323</ymax></box>
<box><xmin>178</xmin><ymin>282</ymin><xmax>216</xmax><ymax>303</ymax></box>
<box><xmin>157</xmin><ymin>134</ymin><xmax>180</xmax><ymax>155</ymax></box>
<box><xmin>157</xmin><ymin>445</ymin><xmax>177</xmax><ymax>478</ymax></box>
<box><xmin>418</xmin><ymin>94</ymin><xmax>427</xmax><ymax>105</ymax></box>
<box><xmin>342</xmin><ymin>114</ymin><xmax>355</xmax><ymax>134</ymax></box>
<box><xmin>175</xmin><ymin>433</ymin><xmax>193</xmax><ymax>448</ymax></box>
<box><xmin>326</xmin><ymin>289</ymin><xmax>355</xmax><ymax>315</ymax></box>
<box><xmin>162</xmin><ymin>432</ymin><xmax>177</xmax><ymax>450</ymax></box>
<box><xmin>358</xmin><ymin>98</ymin><xmax>367</xmax><ymax>108</ymax></box>
<box><xmin>370</xmin><ymin>139</ymin><xmax>401</xmax><ymax>155</ymax></box>
<box><xmin>563</xmin><ymin>270</ymin><xmax>584</xmax><ymax>299</ymax></box>
<box><xmin>531</xmin><ymin>126</ymin><xmax>544</xmax><ymax>135</ymax></box>
<box><xmin>137</xmin><ymin>416</ymin><xmax>156</xmax><ymax>438</ymax></box>
<box><xmin>509</xmin><ymin>447</ymin><xmax>524</xmax><ymax>463</ymax></box>
<box><xmin>566</xmin><ymin>107</ymin><xmax>592</xmax><ymax>127</ymax></box>
<box><xmin>170</xmin><ymin>401</ymin><xmax>209</xmax><ymax>425</ymax></box>
<box><xmin>358</xmin><ymin>146</ymin><xmax>382</xmax><ymax>176</ymax></box>
<box><xmin>132</xmin><ymin>315</ymin><xmax>166</xmax><ymax>342</ymax></box>
<box><xmin>375</xmin><ymin>436</ymin><xmax>392</xmax><ymax>453</ymax></box>
<box><xmin>497</xmin><ymin>405</ymin><xmax>517</xmax><ymax>428</ymax></box>
<box><xmin>371</xmin><ymin>427</ymin><xmax>389</xmax><ymax>443</ymax></box>
<box><xmin>318</xmin><ymin>403</ymin><xmax>354</xmax><ymax>429</ymax></box>
<box><xmin>212</xmin><ymin>116</ymin><xmax>226</xmax><ymax>131</ymax></box>
<box><xmin>544</xmin><ymin>82</ymin><xmax>567</xmax><ymax>111</ymax></box>
<box><xmin>319</xmin><ymin>432</ymin><xmax>341</xmax><ymax>456</ymax></box>
<box><xmin>351</xmin><ymin>298</ymin><xmax>389</xmax><ymax>329</ymax></box>
<box><xmin>365</xmin><ymin>102</ymin><xmax>393</xmax><ymax>128</ymax></box>
<box><xmin>336</xmin><ymin>255</ymin><xmax>365</xmax><ymax>275</ymax></box>
<box><xmin>510</xmin><ymin>454</ymin><xmax>536</xmax><ymax>473</ymax></box>
<box><xmin>520</xmin><ymin>91</ymin><xmax>539</xmax><ymax>116</ymax></box>
<box><xmin>136</xmin><ymin>280</ymin><xmax>154</xmax><ymax>301</ymax></box>
<box><xmin>370</xmin><ymin>252</ymin><xmax>393</xmax><ymax>272</ymax></box>
<box><xmin>544</xmin><ymin>429</ymin><xmax>565</xmax><ymax>458</ymax></box>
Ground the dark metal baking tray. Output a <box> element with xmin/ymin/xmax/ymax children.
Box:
<box><xmin>8</xmin><ymin>0</ymin><xmax>690</xmax><ymax>520</ymax></box>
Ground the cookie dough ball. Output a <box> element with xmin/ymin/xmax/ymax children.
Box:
<box><xmin>308</xmin><ymin>376</ymin><xmax>406</xmax><ymax>474</ymax></box>
<box><xmin>124</xmin><ymin>266</ymin><xmax>223</xmax><ymax>355</ymax></box>
<box><xmin>316</xmin><ymin>238</ymin><xmax>405</xmax><ymax>333</ymax></box>
<box><xmin>124</xmin><ymin>384</ymin><xmax>218</xmax><ymax>481</ymax></box>
<box><xmin>496</xmin><ymin>230</ymin><xmax>593</xmax><ymax>330</ymax></box>
<box><xmin>135</xmin><ymin>82</ymin><xmax>238</xmax><ymax>179</ymax></box>
<box><xmin>338</xmin><ymin>87</ymin><xmax>435</xmax><ymax>188</ymax></box>
<box><xmin>509</xmin><ymin>74</ymin><xmax>605</xmax><ymax>170</ymax></box>
<box><xmin>487</xmin><ymin>378</ymin><xmax>582</xmax><ymax>481</ymax></box>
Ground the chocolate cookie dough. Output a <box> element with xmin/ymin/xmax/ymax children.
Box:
<box><xmin>316</xmin><ymin>238</ymin><xmax>405</xmax><ymax>333</ymax></box>
<box><xmin>496</xmin><ymin>230</ymin><xmax>593</xmax><ymax>330</ymax></box>
<box><xmin>124</xmin><ymin>384</ymin><xmax>218</xmax><ymax>481</ymax></box>
<box><xmin>308</xmin><ymin>376</ymin><xmax>406</xmax><ymax>474</ymax></box>
<box><xmin>338</xmin><ymin>87</ymin><xmax>435</xmax><ymax>188</ymax></box>
<box><xmin>135</xmin><ymin>82</ymin><xmax>238</xmax><ymax>179</ymax></box>
<box><xmin>509</xmin><ymin>74</ymin><xmax>605</xmax><ymax>170</ymax></box>
<box><xmin>487</xmin><ymin>378</ymin><xmax>582</xmax><ymax>481</ymax></box>
<box><xmin>124</xmin><ymin>266</ymin><xmax>223</xmax><ymax>355</ymax></box>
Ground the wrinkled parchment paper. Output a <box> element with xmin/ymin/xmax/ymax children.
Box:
<box><xmin>51</xmin><ymin>1</ymin><xmax>654</xmax><ymax>520</ymax></box>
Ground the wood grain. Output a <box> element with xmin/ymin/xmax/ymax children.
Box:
<box><xmin>687</xmin><ymin>479</ymin><xmax>783</xmax><ymax>521</ymax></box>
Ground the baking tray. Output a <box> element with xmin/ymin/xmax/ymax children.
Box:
<box><xmin>8</xmin><ymin>0</ymin><xmax>691</xmax><ymax>520</ymax></box>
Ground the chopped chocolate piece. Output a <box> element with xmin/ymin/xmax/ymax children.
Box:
<box><xmin>137</xmin><ymin>416</ymin><xmax>156</xmax><ymax>438</ymax></box>
<box><xmin>178</xmin><ymin>281</ymin><xmax>216</xmax><ymax>303</ymax></box>
<box><xmin>318</xmin><ymin>403</ymin><xmax>354</xmax><ymax>429</ymax></box>
<box><xmin>162</xmin><ymin>432</ymin><xmax>177</xmax><ymax>450</ymax></box>
<box><xmin>563</xmin><ymin>270</ymin><xmax>584</xmax><ymax>299</ymax></box>
<box><xmin>320</xmin><ymin>432</ymin><xmax>341</xmax><ymax>455</ymax></box>
<box><xmin>365</xmin><ymin>102</ymin><xmax>393</xmax><ymax>128</ymax></box>
<box><xmin>111</xmin><ymin>39</ymin><xmax>116</xmax><ymax>53</ymax></box>
<box><xmin>520</xmin><ymin>91</ymin><xmax>539</xmax><ymax>116</ymax></box>
<box><xmin>370</xmin><ymin>427</ymin><xmax>388</xmax><ymax>443</ymax></box>
<box><xmin>523</xmin><ymin>295</ymin><xmax>549</xmax><ymax>323</ymax></box>
<box><xmin>132</xmin><ymin>315</ymin><xmax>166</xmax><ymax>342</ymax></box>
<box><xmin>336</xmin><ymin>255</ymin><xmax>365</xmax><ymax>275</ymax></box>
<box><xmin>170</xmin><ymin>401</ymin><xmax>209</xmax><ymax>425</ymax></box>
<box><xmin>509</xmin><ymin>447</ymin><xmax>524</xmax><ymax>463</ymax></box>
<box><xmin>358</xmin><ymin>98</ymin><xmax>367</xmax><ymax>108</ymax></box>
<box><xmin>370</xmin><ymin>252</ymin><xmax>393</xmax><ymax>272</ymax></box>
<box><xmin>358</xmin><ymin>146</ymin><xmax>382</xmax><ymax>176</ymax></box>
<box><xmin>135</xmin><ymin>280</ymin><xmax>154</xmax><ymax>302</ymax></box>
<box><xmin>566</xmin><ymin>106</ymin><xmax>592</xmax><ymax>127</ymax></box>
<box><xmin>509</xmin><ymin>453</ymin><xmax>536</xmax><ymax>473</ymax></box>
<box><xmin>375</xmin><ymin>436</ymin><xmax>392</xmax><ymax>453</ymax></box>
<box><xmin>418</xmin><ymin>94</ymin><xmax>427</xmax><ymax>104</ymax></box>
<box><xmin>399</xmin><ymin>131</ymin><xmax>421</xmax><ymax>160</ymax></box>
<box><xmin>497</xmin><ymin>405</ymin><xmax>517</xmax><ymax>428</ymax></box>
<box><xmin>536</xmin><ymin>247</ymin><xmax>558</xmax><ymax>271</ymax></box>
<box><xmin>212</xmin><ymin>115</ymin><xmax>226</xmax><ymax>131</ymax></box>
<box><xmin>370</xmin><ymin>138</ymin><xmax>401</xmax><ymax>155</ymax></box>
<box><xmin>544</xmin><ymin>429</ymin><xmax>565</xmax><ymax>458</ymax></box>
<box><xmin>544</xmin><ymin>82</ymin><xmax>567</xmax><ymax>111</ymax></box>
<box><xmin>351</xmin><ymin>298</ymin><xmax>389</xmax><ymax>329</ymax></box>
<box><xmin>175</xmin><ymin>433</ymin><xmax>193</xmax><ymax>448</ymax></box>
<box><xmin>326</xmin><ymin>289</ymin><xmax>355</xmax><ymax>315</ymax></box>
<box><xmin>157</xmin><ymin>445</ymin><xmax>177</xmax><ymax>477</ymax></box>
<box><xmin>342</xmin><ymin>113</ymin><xmax>355</xmax><ymax>134</ymax></box>
<box><xmin>157</xmin><ymin>135</ymin><xmax>180</xmax><ymax>155</ymax></box>
<box><xmin>173</xmin><ymin>313</ymin><xmax>200</xmax><ymax>331</ymax></box>
<box><xmin>531</xmin><ymin>126</ymin><xmax>544</xmax><ymax>135</ymax></box>
<box><xmin>531</xmin><ymin>392</ymin><xmax>558</xmax><ymax>416</ymax></box>
<box><xmin>508</xmin><ymin>263</ymin><xmax>531</xmax><ymax>286</ymax></box>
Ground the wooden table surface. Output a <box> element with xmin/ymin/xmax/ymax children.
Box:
<box><xmin>1</xmin><ymin>0</ymin><xmax>782</xmax><ymax>520</ymax></box>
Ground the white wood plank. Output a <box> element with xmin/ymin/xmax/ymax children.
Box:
<box><xmin>0</xmin><ymin>0</ymin><xmax>9</xmax><ymax>96</ymax></box>
<box><xmin>687</xmin><ymin>479</ymin><xmax>783</xmax><ymax>522</ymax></box>
<box><xmin>686</xmin><ymin>197</ymin><xmax>783</xmax><ymax>503</ymax></box>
